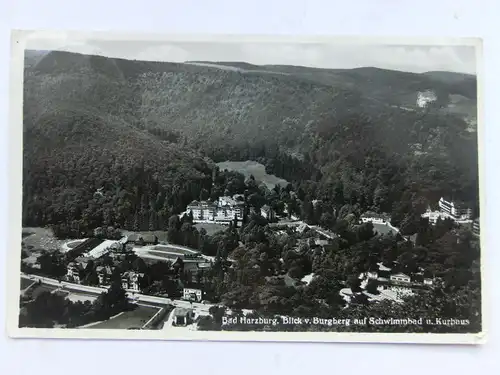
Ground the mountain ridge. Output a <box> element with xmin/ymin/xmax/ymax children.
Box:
<box><xmin>22</xmin><ymin>49</ymin><xmax>480</xmax><ymax>232</ymax></box>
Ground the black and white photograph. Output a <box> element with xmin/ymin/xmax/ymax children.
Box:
<box><xmin>7</xmin><ymin>31</ymin><xmax>484</xmax><ymax>344</ymax></box>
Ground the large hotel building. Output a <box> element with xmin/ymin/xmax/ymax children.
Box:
<box><xmin>186</xmin><ymin>195</ymin><xmax>244</xmax><ymax>225</ymax></box>
<box><xmin>438</xmin><ymin>197</ymin><xmax>473</xmax><ymax>221</ymax></box>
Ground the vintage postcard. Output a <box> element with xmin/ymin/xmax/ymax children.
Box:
<box><xmin>7</xmin><ymin>31</ymin><xmax>485</xmax><ymax>344</ymax></box>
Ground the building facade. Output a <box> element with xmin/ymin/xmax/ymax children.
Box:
<box><xmin>121</xmin><ymin>271</ymin><xmax>143</xmax><ymax>292</ymax></box>
<box><xmin>438</xmin><ymin>197</ymin><xmax>472</xmax><ymax>220</ymax></box>
<box><xmin>421</xmin><ymin>209</ymin><xmax>450</xmax><ymax>225</ymax></box>
<box><xmin>96</xmin><ymin>265</ymin><xmax>114</xmax><ymax>286</ymax></box>
<box><xmin>183</xmin><ymin>287</ymin><xmax>203</xmax><ymax>302</ymax></box>
<box><xmin>187</xmin><ymin>195</ymin><xmax>244</xmax><ymax>225</ymax></box>
<box><xmin>172</xmin><ymin>308</ymin><xmax>194</xmax><ymax>326</ymax></box>
<box><xmin>473</xmin><ymin>218</ymin><xmax>480</xmax><ymax>237</ymax></box>
<box><xmin>360</xmin><ymin>212</ymin><xmax>391</xmax><ymax>225</ymax></box>
<box><xmin>261</xmin><ymin>205</ymin><xmax>276</xmax><ymax>221</ymax></box>
<box><xmin>390</xmin><ymin>273</ymin><xmax>411</xmax><ymax>283</ymax></box>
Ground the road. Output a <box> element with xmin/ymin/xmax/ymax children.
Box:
<box><xmin>21</xmin><ymin>273</ymin><xmax>213</xmax><ymax>312</ymax></box>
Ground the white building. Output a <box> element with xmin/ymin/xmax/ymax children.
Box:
<box><xmin>421</xmin><ymin>209</ymin><xmax>451</xmax><ymax>225</ymax></box>
<box><xmin>183</xmin><ymin>287</ymin><xmax>203</xmax><ymax>302</ymax></box>
<box><xmin>96</xmin><ymin>265</ymin><xmax>114</xmax><ymax>286</ymax></box>
<box><xmin>66</xmin><ymin>256</ymin><xmax>91</xmax><ymax>284</ymax></box>
<box><xmin>438</xmin><ymin>197</ymin><xmax>472</xmax><ymax>220</ymax></box>
<box><xmin>187</xmin><ymin>200</ymin><xmax>216</xmax><ymax>221</ymax></box>
<box><xmin>390</xmin><ymin>273</ymin><xmax>411</xmax><ymax>283</ymax></box>
<box><xmin>187</xmin><ymin>195</ymin><xmax>244</xmax><ymax>224</ymax></box>
<box><xmin>472</xmin><ymin>218</ymin><xmax>480</xmax><ymax>237</ymax></box>
<box><xmin>360</xmin><ymin>212</ymin><xmax>391</xmax><ymax>225</ymax></box>
<box><xmin>86</xmin><ymin>239</ymin><xmax>123</xmax><ymax>259</ymax></box>
<box><xmin>66</xmin><ymin>263</ymin><xmax>84</xmax><ymax>284</ymax></box>
<box><xmin>421</xmin><ymin>198</ymin><xmax>473</xmax><ymax>225</ymax></box>
<box><xmin>121</xmin><ymin>271</ymin><xmax>143</xmax><ymax>292</ymax></box>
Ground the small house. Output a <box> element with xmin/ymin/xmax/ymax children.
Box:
<box><xmin>127</xmin><ymin>234</ymin><xmax>158</xmax><ymax>246</ymax></box>
<box><xmin>360</xmin><ymin>212</ymin><xmax>391</xmax><ymax>225</ymax></box>
<box><xmin>261</xmin><ymin>205</ymin><xmax>276</xmax><ymax>221</ymax></box>
<box><xmin>183</xmin><ymin>287</ymin><xmax>203</xmax><ymax>302</ymax></box>
<box><xmin>172</xmin><ymin>308</ymin><xmax>194</xmax><ymax>326</ymax></box>
<box><xmin>96</xmin><ymin>265</ymin><xmax>114</xmax><ymax>286</ymax></box>
<box><xmin>121</xmin><ymin>271</ymin><xmax>144</xmax><ymax>292</ymax></box>
<box><xmin>66</xmin><ymin>262</ymin><xmax>84</xmax><ymax>284</ymax></box>
<box><xmin>390</xmin><ymin>273</ymin><xmax>411</xmax><ymax>283</ymax></box>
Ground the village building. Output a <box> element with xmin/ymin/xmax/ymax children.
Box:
<box><xmin>360</xmin><ymin>212</ymin><xmax>391</xmax><ymax>225</ymax></box>
<box><xmin>260</xmin><ymin>205</ymin><xmax>276</xmax><ymax>221</ymax></box>
<box><xmin>87</xmin><ymin>239</ymin><xmax>125</xmax><ymax>258</ymax></box>
<box><xmin>421</xmin><ymin>209</ymin><xmax>450</xmax><ymax>225</ymax></box>
<box><xmin>66</xmin><ymin>262</ymin><xmax>84</xmax><ymax>284</ymax></box>
<box><xmin>473</xmin><ymin>217</ymin><xmax>480</xmax><ymax>237</ymax></box>
<box><xmin>183</xmin><ymin>261</ymin><xmax>212</xmax><ymax>284</ymax></box>
<box><xmin>314</xmin><ymin>238</ymin><xmax>330</xmax><ymax>247</ymax></box>
<box><xmin>421</xmin><ymin>198</ymin><xmax>473</xmax><ymax>225</ymax></box>
<box><xmin>424</xmin><ymin>278</ymin><xmax>434</xmax><ymax>286</ymax></box>
<box><xmin>66</xmin><ymin>256</ymin><xmax>91</xmax><ymax>284</ymax></box>
<box><xmin>172</xmin><ymin>308</ymin><xmax>194</xmax><ymax>326</ymax></box>
<box><xmin>121</xmin><ymin>271</ymin><xmax>143</xmax><ymax>292</ymax></box>
<box><xmin>390</xmin><ymin>273</ymin><xmax>411</xmax><ymax>283</ymax></box>
<box><xmin>96</xmin><ymin>265</ymin><xmax>115</xmax><ymax>286</ymax></box>
<box><xmin>183</xmin><ymin>287</ymin><xmax>203</xmax><ymax>302</ymax></box>
<box><xmin>126</xmin><ymin>233</ymin><xmax>158</xmax><ymax>246</ymax></box>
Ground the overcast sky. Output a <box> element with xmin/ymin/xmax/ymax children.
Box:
<box><xmin>25</xmin><ymin>37</ymin><xmax>477</xmax><ymax>74</ymax></box>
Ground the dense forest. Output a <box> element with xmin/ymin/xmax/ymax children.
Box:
<box><xmin>22</xmin><ymin>50</ymin><xmax>479</xmax><ymax>238</ymax></box>
<box><xmin>192</xmin><ymin>214</ymin><xmax>481</xmax><ymax>334</ymax></box>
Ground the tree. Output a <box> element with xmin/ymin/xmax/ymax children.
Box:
<box><xmin>347</xmin><ymin>275</ymin><xmax>362</xmax><ymax>293</ymax></box>
<box><xmin>365</xmin><ymin>279</ymin><xmax>380</xmax><ymax>295</ymax></box>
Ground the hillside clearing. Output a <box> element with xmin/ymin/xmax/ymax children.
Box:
<box><xmin>217</xmin><ymin>160</ymin><xmax>289</xmax><ymax>190</ymax></box>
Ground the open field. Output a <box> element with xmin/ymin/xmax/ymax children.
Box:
<box><xmin>194</xmin><ymin>222</ymin><xmax>226</xmax><ymax>235</ymax></box>
<box><xmin>216</xmin><ymin>160</ymin><xmax>289</xmax><ymax>190</ymax></box>
<box><xmin>88</xmin><ymin>305</ymin><xmax>160</xmax><ymax>329</ymax></box>
<box><xmin>22</xmin><ymin>227</ymin><xmax>69</xmax><ymax>252</ymax></box>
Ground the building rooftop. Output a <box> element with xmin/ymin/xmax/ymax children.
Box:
<box><xmin>87</xmin><ymin>240</ymin><xmax>119</xmax><ymax>258</ymax></box>
<box><xmin>174</xmin><ymin>308</ymin><xmax>193</xmax><ymax>317</ymax></box>
<box><xmin>391</xmin><ymin>272</ymin><xmax>410</xmax><ymax>278</ymax></box>
<box><xmin>127</xmin><ymin>234</ymin><xmax>157</xmax><ymax>243</ymax></box>
<box><xmin>96</xmin><ymin>265</ymin><xmax>114</xmax><ymax>274</ymax></box>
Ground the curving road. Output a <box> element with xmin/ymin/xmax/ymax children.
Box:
<box><xmin>21</xmin><ymin>273</ymin><xmax>213</xmax><ymax>312</ymax></box>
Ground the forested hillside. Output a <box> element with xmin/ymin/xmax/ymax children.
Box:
<box><xmin>23</xmin><ymin>52</ymin><xmax>214</xmax><ymax>236</ymax></box>
<box><xmin>23</xmin><ymin>50</ymin><xmax>479</xmax><ymax>235</ymax></box>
